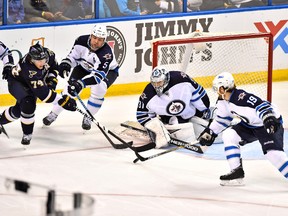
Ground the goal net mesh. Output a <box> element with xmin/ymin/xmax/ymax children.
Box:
<box><xmin>152</xmin><ymin>32</ymin><xmax>273</xmax><ymax>105</ymax></box>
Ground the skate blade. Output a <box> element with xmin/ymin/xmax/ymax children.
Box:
<box><xmin>0</xmin><ymin>125</ymin><xmax>9</xmax><ymax>138</ymax></box>
<box><xmin>220</xmin><ymin>178</ymin><xmax>245</xmax><ymax>186</ymax></box>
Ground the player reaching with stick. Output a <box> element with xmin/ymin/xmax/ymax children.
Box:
<box><xmin>198</xmin><ymin>72</ymin><xmax>288</xmax><ymax>186</ymax></box>
<box><xmin>0</xmin><ymin>43</ymin><xmax>76</xmax><ymax>145</ymax></box>
<box><xmin>43</xmin><ymin>24</ymin><xmax>120</xmax><ymax>130</ymax></box>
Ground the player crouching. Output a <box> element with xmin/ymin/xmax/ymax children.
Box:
<box><xmin>132</xmin><ymin>66</ymin><xmax>215</xmax><ymax>151</ymax></box>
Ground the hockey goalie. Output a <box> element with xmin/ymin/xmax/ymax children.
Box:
<box><xmin>117</xmin><ymin>66</ymin><xmax>218</xmax><ymax>151</ymax></box>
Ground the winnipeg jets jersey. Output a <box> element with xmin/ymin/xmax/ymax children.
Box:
<box><xmin>65</xmin><ymin>35</ymin><xmax>119</xmax><ymax>74</ymax></box>
<box><xmin>210</xmin><ymin>89</ymin><xmax>282</xmax><ymax>134</ymax></box>
<box><xmin>0</xmin><ymin>41</ymin><xmax>14</xmax><ymax>66</ymax></box>
<box><xmin>137</xmin><ymin>71</ymin><xmax>210</xmax><ymax>125</ymax></box>
<box><xmin>11</xmin><ymin>48</ymin><xmax>59</xmax><ymax>103</ymax></box>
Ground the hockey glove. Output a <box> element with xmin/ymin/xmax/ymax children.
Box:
<box><xmin>58</xmin><ymin>62</ymin><xmax>71</xmax><ymax>79</ymax></box>
<box><xmin>68</xmin><ymin>80</ymin><xmax>86</xmax><ymax>96</ymax></box>
<box><xmin>198</xmin><ymin>127</ymin><xmax>217</xmax><ymax>146</ymax></box>
<box><xmin>263</xmin><ymin>113</ymin><xmax>280</xmax><ymax>134</ymax></box>
<box><xmin>46</xmin><ymin>76</ymin><xmax>58</xmax><ymax>90</ymax></box>
<box><xmin>2</xmin><ymin>64</ymin><xmax>13</xmax><ymax>80</ymax></box>
<box><xmin>58</xmin><ymin>95</ymin><xmax>77</xmax><ymax>111</ymax></box>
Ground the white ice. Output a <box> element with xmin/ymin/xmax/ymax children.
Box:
<box><xmin>0</xmin><ymin>82</ymin><xmax>288</xmax><ymax>216</ymax></box>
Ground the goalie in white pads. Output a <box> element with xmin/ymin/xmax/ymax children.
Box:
<box><xmin>136</xmin><ymin>66</ymin><xmax>214</xmax><ymax>150</ymax></box>
<box><xmin>198</xmin><ymin>72</ymin><xmax>288</xmax><ymax>186</ymax></box>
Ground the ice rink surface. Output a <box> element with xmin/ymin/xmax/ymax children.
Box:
<box><xmin>0</xmin><ymin>82</ymin><xmax>288</xmax><ymax>216</ymax></box>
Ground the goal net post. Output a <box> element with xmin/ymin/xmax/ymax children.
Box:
<box><xmin>152</xmin><ymin>32</ymin><xmax>273</xmax><ymax>105</ymax></box>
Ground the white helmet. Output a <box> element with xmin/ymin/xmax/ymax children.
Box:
<box><xmin>150</xmin><ymin>67</ymin><xmax>170</xmax><ymax>96</ymax></box>
<box><xmin>212</xmin><ymin>72</ymin><xmax>235</xmax><ymax>92</ymax></box>
<box><xmin>91</xmin><ymin>24</ymin><xmax>107</xmax><ymax>40</ymax></box>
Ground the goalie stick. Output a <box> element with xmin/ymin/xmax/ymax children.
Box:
<box><xmin>120</xmin><ymin>121</ymin><xmax>204</xmax><ymax>154</ymax></box>
<box><xmin>73</xmin><ymin>93</ymin><xmax>132</xmax><ymax>149</ymax></box>
<box><xmin>0</xmin><ymin>124</ymin><xmax>9</xmax><ymax>138</ymax></box>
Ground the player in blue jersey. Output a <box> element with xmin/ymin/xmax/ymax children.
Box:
<box><xmin>136</xmin><ymin>67</ymin><xmax>212</xmax><ymax>149</ymax></box>
<box><xmin>43</xmin><ymin>24</ymin><xmax>120</xmax><ymax>130</ymax></box>
<box><xmin>0</xmin><ymin>43</ymin><xmax>77</xmax><ymax>145</ymax></box>
<box><xmin>198</xmin><ymin>72</ymin><xmax>288</xmax><ymax>186</ymax></box>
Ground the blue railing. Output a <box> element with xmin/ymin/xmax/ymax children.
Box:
<box><xmin>0</xmin><ymin>0</ymin><xmax>287</xmax><ymax>30</ymax></box>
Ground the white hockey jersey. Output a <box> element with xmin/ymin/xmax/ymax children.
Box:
<box><xmin>0</xmin><ymin>41</ymin><xmax>14</xmax><ymax>66</ymax></box>
<box><xmin>210</xmin><ymin>89</ymin><xmax>282</xmax><ymax>134</ymax></box>
<box><xmin>136</xmin><ymin>71</ymin><xmax>210</xmax><ymax>125</ymax></box>
<box><xmin>64</xmin><ymin>35</ymin><xmax>119</xmax><ymax>75</ymax></box>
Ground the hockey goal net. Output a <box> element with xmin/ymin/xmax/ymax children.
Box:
<box><xmin>152</xmin><ymin>32</ymin><xmax>273</xmax><ymax>105</ymax></box>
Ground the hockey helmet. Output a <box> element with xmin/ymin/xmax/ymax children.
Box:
<box><xmin>212</xmin><ymin>72</ymin><xmax>235</xmax><ymax>93</ymax></box>
<box><xmin>150</xmin><ymin>67</ymin><xmax>170</xmax><ymax>96</ymax></box>
<box><xmin>28</xmin><ymin>43</ymin><xmax>48</xmax><ymax>60</ymax></box>
<box><xmin>91</xmin><ymin>24</ymin><xmax>107</xmax><ymax>41</ymax></box>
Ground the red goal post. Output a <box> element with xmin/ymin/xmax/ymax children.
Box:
<box><xmin>152</xmin><ymin>32</ymin><xmax>273</xmax><ymax>105</ymax></box>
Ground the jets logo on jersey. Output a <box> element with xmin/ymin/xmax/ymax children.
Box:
<box><xmin>29</xmin><ymin>70</ymin><xmax>37</xmax><ymax>78</ymax></box>
<box><xmin>166</xmin><ymin>100</ymin><xmax>185</xmax><ymax>115</ymax></box>
<box><xmin>238</xmin><ymin>92</ymin><xmax>246</xmax><ymax>101</ymax></box>
<box><xmin>103</xmin><ymin>53</ymin><xmax>112</xmax><ymax>60</ymax></box>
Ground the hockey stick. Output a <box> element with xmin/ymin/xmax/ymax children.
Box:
<box><xmin>133</xmin><ymin>140</ymin><xmax>200</xmax><ymax>163</ymax></box>
<box><xmin>73</xmin><ymin>94</ymin><xmax>132</xmax><ymax>149</ymax></box>
<box><xmin>120</xmin><ymin>122</ymin><xmax>204</xmax><ymax>154</ymax></box>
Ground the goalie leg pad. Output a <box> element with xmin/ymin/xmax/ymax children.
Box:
<box><xmin>165</xmin><ymin>122</ymin><xmax>196</xmax><ymax>143</ymax></box>
<box><xmin>145</xmin><ymin>118</ymin><xmax>171</xmax><ymax>149</ymax></box>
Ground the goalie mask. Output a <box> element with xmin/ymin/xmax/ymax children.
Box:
<box><xmin>150</xmin><ymin>67</ymin><xmax>170</xmax><ymax>96</ymax></box>
<box><xmin>212</xmin><ymin>72</ymin><xmax>235</xmax><ymax>93</ymax></box>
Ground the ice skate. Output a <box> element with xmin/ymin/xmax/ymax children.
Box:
<box><xmin>0</xmin><ymin>124</ymin><xmax>9</xmax><ymax>138</ymax></box>
<box><xmin>43</xmin><ymin>112</ymin><xmax>58</xmax><ymax>126</ymax></box>
<box><xmin>220</xmin><ymin>161</ymin><xmax>245</xmax><ymax>186</ymax></box>
<box><xmin>82</xmin><ymin>115</ymin><xmax>91</xmax><ymax>130</ymax></box>
<box><xmin>21</xmin><ymin>134</ymin><xmax>32</xmax><ymax>145</ymax></box>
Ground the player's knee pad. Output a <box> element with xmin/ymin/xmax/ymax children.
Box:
<box><xmin>222</xmin><ymin>128</ymin><xmax>241</xmax><ymax>147</ymax></box>
<box><xmin>165</xmin><ymin>122</ymin><xmax>196</xmax><ymax>143</ymax></box>
<box><xmin>90</xmin><ymin>82</ymin><xmax>107</xmax><ymax>98</ymax></box>
<box><xmin>145</xmin><ymin>117</ymin><xmax>171</xmax><ymax>149</ymax></box>
<box><xmin>20</xmin><ymin>96</ymin><xmax>36</xmax><ymax>114</ymax></box>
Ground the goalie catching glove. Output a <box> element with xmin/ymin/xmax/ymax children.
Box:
<box><xmin>58</xmin><ymin>95</ymin><xmax>77</xmax><ymax>111</ymax></box>
<box><xmin>144</xmin><ymin>118</ymin><xmax>171</xmax><ymax>149</ymax></box>
<box><xmin>198</xmin><ymin>127</ymin><xmax>217</xmax><ymax>146</ymax></box>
